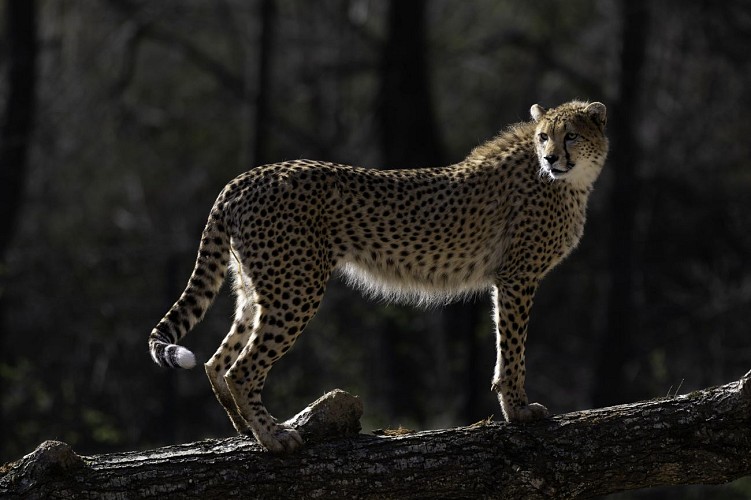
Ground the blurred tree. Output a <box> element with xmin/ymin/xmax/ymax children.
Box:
<box><xmin>0</xmin><ymin>0</ymin><xmax>37</xmax><ymax>457</ymax></box>
<box><xmin>0</xmin><ymin>0</ymin><xmax>37</xmax><ymax>279</ymax></box>
<box><xmin>591</xmin><ymin>0</ymin><xmax>648</xmax><ymax>407</ymax></box>
<box><xmin>375</xmin><ymin>0</ymin><xmax>486</xmax><ymax>425</ymax></box>
<box><xmin>378</xmin><ymin>0</ymin><xmax>443</xmax><ymax>167</ymax></box>
<box><xmin>253</xmin><ymin>0</ymin><xmax>276</xmax><ymax>166</ymax></box>
<box><xmin>375</xmin><ymin>0</ymin><xmax>444</xmax><ymax>422</ymax></box>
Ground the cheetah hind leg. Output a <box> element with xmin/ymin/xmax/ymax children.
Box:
<box><xmin>205</xmin><ymin>300</ymin><xmax>304</xmax><ymax>452</ymax></box>
<box><xmin>221</xmin><ymin>340</ymin><xmax>304</xmax><ymax>453</ymax></box>
<box><xmin>204</xmin><ymin>302</ymin><xmax>256</xmax><ymax>434</ymax></box>
<box><xmin>223</xmin><ymin>293</ymin><xmax>324</xmax><ymax>453</ymax></box>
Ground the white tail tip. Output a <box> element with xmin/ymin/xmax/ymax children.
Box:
<box><xmin>174</xmin><ymin>346</ymin><xmax>197</xmax><ymax>369</ymax></box>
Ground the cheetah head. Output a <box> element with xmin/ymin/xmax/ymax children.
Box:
<box><xmin>531</xmin><ymin>101</ymin><xmax>608</xmax><ymax>188</ymax></box>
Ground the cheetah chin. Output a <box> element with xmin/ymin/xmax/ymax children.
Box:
<box><xmin>550</xmin><ymin>163</ymin><xmax>575</xmax><ymax>176</ymax></box>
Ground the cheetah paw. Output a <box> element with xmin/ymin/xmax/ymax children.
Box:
<box><xmin>251</xmin><ymin>424</ymin><xmax>304</xmax><ymax>453</ymax></box>
<box><xmin>503</xmin><ymin>402</ymin><xmax>550</xmax><ymax>422</ymax></box>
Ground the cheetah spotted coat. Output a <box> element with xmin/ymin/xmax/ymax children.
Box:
<box><xmin>149</xmin><ymin>100</ymin><xmax>609</xmax><ymax>452</ymax></box>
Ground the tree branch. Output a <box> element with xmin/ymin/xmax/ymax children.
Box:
<box><xmin>3</xmin><ymin>374</ymin><xmax>751</xmax><ymax>499</ymax></box>
<box><xmin>106</xmin><ymin>0</ymin><xmax>245</xmax><ymax>98</ymax></box>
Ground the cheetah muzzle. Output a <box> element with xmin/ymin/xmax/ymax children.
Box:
<box><xmin>147</xmin><ymin>100</ymin><xmax>608</xmax><ymax>452</ymax></box>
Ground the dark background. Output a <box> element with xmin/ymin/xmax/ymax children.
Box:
<box><xmin>2</xmin><ymin>1</ymin><xmax>751</xmax><ymax>498</ymax></box>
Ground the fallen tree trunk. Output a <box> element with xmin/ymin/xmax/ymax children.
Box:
<box><xmin>3</xmin><ymin>372</ymin><xmax>751</xmax><ymax>499</ymax></box>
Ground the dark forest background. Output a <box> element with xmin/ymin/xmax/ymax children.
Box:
<box><xmin>2</xmin><ymin>1</ymin><xmax>751</xmax><ymax>498</ymax></box>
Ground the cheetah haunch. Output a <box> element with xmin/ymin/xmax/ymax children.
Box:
<box><xmin>149</xmin><ymin>100</ymin><xmax>608</xmax><ymax>452</ymax></box>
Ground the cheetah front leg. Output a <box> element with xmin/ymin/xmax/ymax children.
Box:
<box><xmin>491</xmin><ymin>279</ymin><xmax>550</xmax><ymax>422</ymax></box>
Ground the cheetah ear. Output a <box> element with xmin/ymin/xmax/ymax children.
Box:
<box><xmin>585</xmin><ymin>102</ymin><xmax>607</xmax><ymax>128</ymax></box>
<box><xmin>530</xmin><ymin>104</ymin><xmax>546</xmax><ymax>123</ymax></box>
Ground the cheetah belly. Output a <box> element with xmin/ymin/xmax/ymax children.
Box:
<box><xmin>336</xmin><ymin>242</ymin><xmax>498</xmax><ymax>306</ymax></box>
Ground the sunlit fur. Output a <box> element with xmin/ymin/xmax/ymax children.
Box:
<box><xmin>338</xmin><ymin>260</ymin><xmax>490</xmax><ymax>307</ymax></box>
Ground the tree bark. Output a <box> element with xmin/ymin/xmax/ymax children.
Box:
<box><xmin>3</xmin><ymin>373</ymin><xmax>751</xmax><ymax>499</ymax></box>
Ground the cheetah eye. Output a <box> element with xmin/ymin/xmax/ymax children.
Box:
<box><xmin>565</xmin><ymin>132</ymin><xmax>578</xmax><ymax>141</ymax></box>
<box><xmin>538</xmin><ymin>133</ymin><xmax>548</xmax><ymax>143</ymax></box>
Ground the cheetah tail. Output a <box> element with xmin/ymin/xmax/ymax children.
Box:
<box><xmin>148</xmin><ymin>208</ymin><xmax>230</xmax><ymax>369</ymax></box>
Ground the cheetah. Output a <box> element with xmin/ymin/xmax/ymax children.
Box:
<box><xmin>148</xmin><ymin>100</ymin><xmax>608</xmax><ymax>452</ymax></box>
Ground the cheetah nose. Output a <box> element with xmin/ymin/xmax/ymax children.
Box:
<box><xmin>544</xmin><ymin>154</ymin><xmax>559</xmax><ymax>164</ymax></box>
